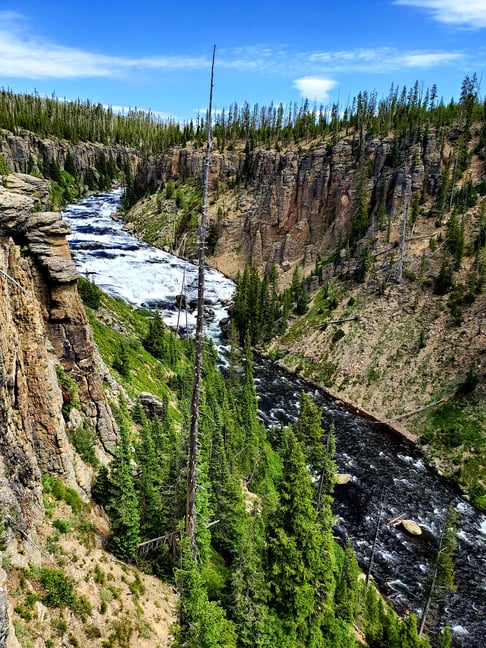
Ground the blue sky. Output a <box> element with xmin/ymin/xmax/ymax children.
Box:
<box><xmin>1</xmin><ymin>0</ymin><xmax>485</xmax><ymax>122</ymax></box>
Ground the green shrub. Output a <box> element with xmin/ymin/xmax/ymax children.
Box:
<box><xmin>71</xmin><ymin>594</ymin><xmax>92</xmax><ymax>620</ymax></box>
<box><xmin>55</xmin><ymin>365</ymin><xmax>80</xmax><ymax>418</ymax></box>
<box><xmin>85</xmin><ymin>626</ymin><xmax>102</xmax><ymax>639</ymax></box>
<box><xmin>78</xmin><ymin>276</ymin><xmax>103</xmax><ymax>309</ymax></box>
<box><xmin>0</xmin><ymin>153</ymin><xmax>12</xmax><ymax>176</ymax></box>
<box><xmin>70</xmin><ymin>424</ymin><xmax>99</xmax><ymax>467</ymax></box>
<box><xmin>53</xmin><ymin>519</ymin><xmax>74</xmax><ymax>534</ymax></box>
<box><xmin>31</xmin><ymin>567</ymin><xmax>77</xmax><ymax>608</ymax></box>
<box><xmin>113</xmin><ymin>340</ymin><xmax>131</xmax><ymax>377</ymax></box>
<box><xmin>42</xmin><ymin>475</ymin><xmax>83</xmax><ymax>513</ymax></box>
<box><xmin>331</xmin><ymin>328</ymin><xmax>345</xmax><ymax>344</ymax></box>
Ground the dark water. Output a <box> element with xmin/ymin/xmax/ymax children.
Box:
<box><xmin>255</xmin><ymin>357</ymin><xmax>486</xmax><ymax>646</ymax></box>
<box><xmin>64</xmin><ymin>190</ymin><xmax>485</xmax><ymax>646</ymax></box>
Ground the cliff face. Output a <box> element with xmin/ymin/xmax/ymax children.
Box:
<box><xmin>127</xmin><ymin>128</ymin><xmax>485</xmax><ymax>479</ymax></box>
<box><xmin>0</xmin><ymin>129</ymin><xmax>139</xmax><ymax>194</ymax></box>
<box><xmin>131</xmin><ymin>129</ymin><xmax>449</xmax><ymax>281</ymax></box>
<box><xmin>0</xmin><ymin>174</ymin><xmax>117</xmax><ymax>530</ymax></box>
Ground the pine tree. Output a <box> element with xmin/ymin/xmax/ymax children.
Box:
<box><xmin>107</xmin><ymin>407</ymin><xmax>141</xmax><ymax>560</ymax></box>
<box><xmin>419</xmin><ymin>505</ymin><xmax>457</xmax><ymax>637</ymax></box>
<box><xmin>173</xmin><ymin>541</ymin><xmax>237</xmax><ymax>648</ymax></box>
<box><xmin>266</xmin><ymin>427</ymin><xmax>336</xmax><ymax>645</ymax></box>
<box><xmin>295</xmin><ymin>392</ymin><xmax>336</xmax><ymax>509</ymax></box>
<box><xmin>351</xmin><ymin>171</ymin><xmax>371</xmax><ymax>244</ymax></box>
<box><xmin>235</xmin><ymin>338</ymin><xmax>265</xmax><ymax>480</ymax></box>
<box><xmin>143</xmin><ymin>310</ymin><xmax>167</xmax><ymax>359</ymax></box>
<box><xmin>334</xmin><ymin>540</ymin><xmax>360</xmax><ymax>623</ymax></box>
<box><xmin>290</xmin><ymin>266</ymin><xmax>309</xmax><ymax>315</ymax></box>
<box><xmin>134</xmin><ymin>411</ymin><xmax>165</xmax><ymax>539</ymax></box>
<box><xmin>227</xmin><ymin>515</ymin><xmax>272</xmax><ymax>647</ymax></box>
<box><xmin>113</xmin><ymin>340</ymin><xmax>131</xmax><ymax>377</ymax></box>
<box><xmin>446</xmin><ymin>213</ymin><xmax>465</xmax><ymax>270</ymax></box>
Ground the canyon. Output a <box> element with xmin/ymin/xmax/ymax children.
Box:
<box><xmin>0</xmin><ymin>120</ymin><xmax>484</xmax><ymax>645</ymax></box>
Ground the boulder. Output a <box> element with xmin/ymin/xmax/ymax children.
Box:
<box><xmin>336</xmin><ymin>473</ymin><xmax>351</xmax><ymax>485</ymax></box>
<box><xmin>139</xmin><ymin>392</ymin><xmax>167</xmax><ymax>420</ymax></box>
<box><xmin>401</xmin><ymin>519</ymin><xmax>422</xmax><ymax>536</ymax></box>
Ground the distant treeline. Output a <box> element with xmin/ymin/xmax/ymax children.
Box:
<box><xmin>1</xmin><ymin>75</ymin><xmax>485</xmax><ymax>156</ymax></box>
<box><xmin>0</xmin><ymin>88</ymin><xmax>189</xmax><ymax>152</ymax></box>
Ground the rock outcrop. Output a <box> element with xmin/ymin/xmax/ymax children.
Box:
<box><xmin>0</xmin><ymin>129</ymin><xmax>139</xmax><ymax>181</ymax></box>
<box><xmin>130</xmin><ymin>129</ymin><xmax>447</xmax><ymax>283</ymax></box>
<box><xmin>0</xmin><ymin>174</ymin><xmax>117</xmax><ymax>531</ymax></box>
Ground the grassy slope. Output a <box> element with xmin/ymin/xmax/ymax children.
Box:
<box><xmin>4</xmin><ymin>291</ymin><xmax>187</xmax><ymax>648</ymax></box>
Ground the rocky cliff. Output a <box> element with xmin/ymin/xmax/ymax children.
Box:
<box><xmin>0</xmin><ymin>173</ymin><xmax>119</xmax><ymax>644</ymax></box>
<box><xmin>125</xmin><ymin>126</ymin><xmax>485</xmax><ymax>506</ymax></box>
<box><xmin>129</xmin><ymin>129</ymin><xmax>448</xmax><ymax>281</ymax></box>
<box><xmin>0</xmin><ymin>129</ymin><xmax>139</xmax><ymax>203</ymax></box>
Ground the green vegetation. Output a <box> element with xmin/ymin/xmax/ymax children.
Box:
<box><xmin>69</xmin><ymin>423</ymin><xmax>99</xmax><ymax>467</ymax></box>
<box><xmin>0</xmin><ymin>88</ymin><xmax>188</xmax><ymax>153</ymax></box>
<box><xmin>55</xmin><ymin>364</ymin><xmax>80</xmax><ymax>418</ymax></box>
<box><xmin>0</xmin><ymin>152</ymin><xmax>13</xmax><ymax>176</ymax></box>
<box><xmin>78</xmin><ymin>275</ymin><xmax>103</xmax><ymax>309</ymax></box>
<box><xmin>14</xmin><ymin>566</ymin><xmax>92</xmax><ymax>631</ymax></box>
<box><xmin>2</xmin><ymin>76</ymin><xmax>483</xmax><ymax>160</ymax></box>
<box><xmin>85</xmin><ymin>293</ymin><xmax>186</xmax><ymax>405</ymax></box>
<box><xmin>232</xmin><ymin>263</ymin><xmax>283</xmax><ymax>345</ymax></box>
<box><xmin>80</xmin><ymin>286</ymin><xmax>432</xmax><ymax>647</ymax></box>
<box><xmin>41</xmin><ymin>474</ymin><xmax>84</xmax><ymax>514</ymax></box>
<box><xmin>416</xmin><ymin>401</ymin><xmax>486</xmax><ymax>510</ymax></box>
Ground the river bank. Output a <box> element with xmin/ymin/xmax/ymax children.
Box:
<box><xmin>63</xmin><ymin>188</ymin><xmax>485</xmax><ymax>645</ymax></box>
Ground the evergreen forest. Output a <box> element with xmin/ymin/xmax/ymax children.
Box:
<box><xmin>82</xmin><ymin>285</ymin><xmax>436</xmax><ymax>648</ymax></box>
<box><xmin>1</xmin><ymin>76</ymin><xmax>482</xmax><ymax>646</ymax></box>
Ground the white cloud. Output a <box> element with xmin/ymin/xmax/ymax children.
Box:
<box><xmin>307</xmin><ymin>47</ymin><xmax>464</xmax><ymax>72</ymax></box>
<box><xmin>400</xmin><ymin>51</ymin><xmax>464</xmax><ymax>67</ymax></box>
<box><xmin>293</xmin><ymin>77</ymin><xmax>338</xmax><ymax>102</ymax></box>
<box><xmin>0</xmin><ymin>10</ymin><xmax>471</xmax><ymax>84</ymax></box>
<box><xmin>393</xmin><ymin>0</ymin><xmax>486</xmax><ymax>28</ymax></box>
<box><xmin>0</xmin><ymin>11</ymin><xmax>210</xmax><ymax>79</ymax></box>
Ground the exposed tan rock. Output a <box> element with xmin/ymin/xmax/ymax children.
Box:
<box><xmin>336</xmin><ymin>473</ymin><xmax>352</xmax><ymax>485</ymax></box>
<box><xmin>0</xmin><ymin>176</ymin><xmax>118</xmax><ymax>535</ymax></box>
<box><xmin>401</xmin><ymin>520</ymin><xmax>422</xmax><ymax>536</ymax></box>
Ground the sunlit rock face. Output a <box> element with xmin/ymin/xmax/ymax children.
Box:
<box><xmin>0</xmin><ymin>174</ymin><xmax>117</xmax><ymax>535</ymax></box>
<box><xmin>130</xmin><ymin>131</ymin><xmax>443</xmax><ymax>284</ymax></box>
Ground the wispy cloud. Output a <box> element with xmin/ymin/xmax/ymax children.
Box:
<box><xmin>307</xmin><ymin>47</ymin><xmax>464</xmax><ymax>73</ymax></box>
<box><xmin>393</xmin><ymin>0</ymin><xmax>486</xmax><ymax>28</ymax></box>
<box><xmin>293</xmin><ymin>77</ymin><xmax>338</xmax><ymax>102</ymax></box>
<box><xmin>0</xmin><ymin>10</ymin><xmax>470</xmax><ymax>82</ymax></box>
<box><xmin>0</xmin><ymin>11</ymin><xmax>210</xmax><ymax>79</ymax></box>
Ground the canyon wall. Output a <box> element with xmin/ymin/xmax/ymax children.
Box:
<box><xmin>131</xmin><ymin>129</ymin><xmax>447</xmax><ymax>281</ymax></box>
<box><xmin>0</xmin><ymin>129</ymin><xmax>139</xmax><ymax>192</ymax></box>
<box><xmin>0</xmin><ymin>172</ymin><xmax>117</xmax><ymax>538</ymax></box>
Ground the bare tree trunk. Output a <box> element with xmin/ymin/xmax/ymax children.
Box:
<box><xmin>366</xmin><ymin>487</ymin><xmax>387</xmax><ymax>585</ymax></box>
<box><xmin>397</xmin><ymin>176</ymin><xmax>409</xmax><ymax>283</ymax></box>
<box><xmin>185</xmin><ymin>46</ymin><xmax>216</xmax><ymax>555</ymax></box>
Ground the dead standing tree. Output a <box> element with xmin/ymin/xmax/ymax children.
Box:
<box><xmin>185</xmin><ymin>46</ymin><xmax>216</xmax><ymax>556</ymax></box>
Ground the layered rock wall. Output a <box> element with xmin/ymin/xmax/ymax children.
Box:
<box><xmin>133</xmin><ymin>130</ymin><xmax>444</xmax><ymax>280</ymax></box>
<box><xmin>0</xmin><ymin>129</ymin><xmax>139</xmax><ymax>184</ymax></box>
<box><xmin>0</xmin><ymin>174</ymin><xmax>117</xmax><ymax>533</ymax></box>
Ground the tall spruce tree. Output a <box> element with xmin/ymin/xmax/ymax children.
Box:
<box><xmin>295</xmin><ymin>392</ymin><xmax>336</xmax><ymax>510</ymax></box>
<box><xmin>266</xmin><ymin>427</ymin><xmax>336</xmax><ymax>646</ymax></box>
<box><xmin>173</xmin><ymin>541</ymin><xmax>237</xmax><ymax>648</ymax></box>
<box><xmin>107</xmin><ymin>405</ymin><xmax>141</xmax><ymax>560</ymax></box>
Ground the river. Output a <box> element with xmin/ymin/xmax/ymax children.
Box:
<box><xmin>62</xmin><ymin>189</ymin><xmax>486</xmax><ymax>646</ymax></box>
